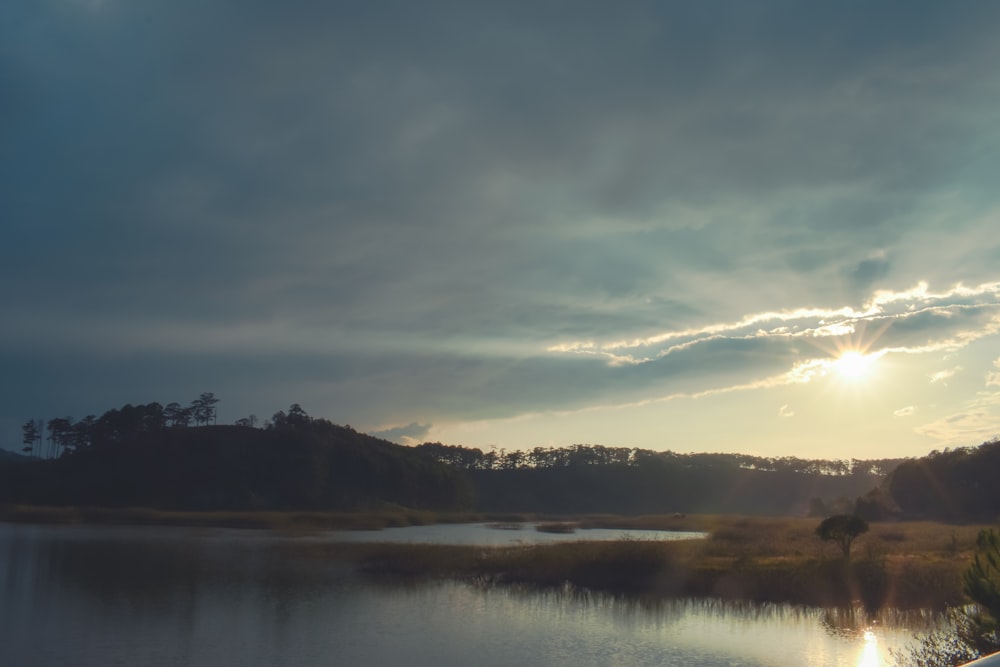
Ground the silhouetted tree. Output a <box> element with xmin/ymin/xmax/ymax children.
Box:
<box><xmin>47</xmin><ymin>417</ymin><xmax>74</xmax><ymax>457</ymax></box>
<box><xmin>286</xmin><ymin>403</ymin><xmax>310</xmax><ymax>427</ymax></box>
<box><xmin>234</xmin><ymin>415</ymin><xmax>258</xmax><ymax>428</ymax></box>
<box><xmin>140</xmin><ymin>403</ymin><xmax>166</xmax><ymax>432</ymax></box>
<box><xmin>816</xmin><ymin>514</ymin><xmax>869</xmax><ymax>559</ymax></box>
<box><xmin>21</xmin><ymin>419</ymin><xmax>40</xmax><ymax>455</ymax></box>
<box><xmin>164</xmin><ymin>402</ymin><xmax>191</xmax><ymax>428</ymax></box>
<box><xmin>191</xmin><ymin>393</ymin><xmax>219</xmax><ymax>426</ymax></box>
<box><xmin>69</xmin><ymin>415</ymin><xmax>97</xmax><ymax>450</ymax></box>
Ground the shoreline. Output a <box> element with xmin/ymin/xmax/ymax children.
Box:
<box><xmin>1</xmin><ymin>505</ymin><xmax>985</xmax><ymax>611</ymax></box>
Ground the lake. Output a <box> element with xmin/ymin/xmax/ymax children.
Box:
<box><xmin>324</xmin><ymin>521</ymin><xmax>709</xmax><ymax>545</ymax></box>
<box><xmin>0</xmin><ymin>523</ymin><xmax>939</xmax><ymax>666</ymax></box>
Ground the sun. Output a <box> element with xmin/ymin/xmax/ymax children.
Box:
<box><xmin>833</xmin><ymin>350</ymin><xmax>877</xmax><ymax>382</ymax></box>
<box><xmin>807</xmin><ymin>319</ymin><xmax>890</xmax><ymax>387</ymax></box>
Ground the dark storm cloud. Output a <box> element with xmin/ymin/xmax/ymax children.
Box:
<box><xmin>3</xmin><ymin>1</ymin><xmax>1000</xmax><ymax>447</ymax></box>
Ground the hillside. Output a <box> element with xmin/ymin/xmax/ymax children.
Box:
<box><xmin>4</xmin><ymin>399</ymin><xmax>925</xmax><ymax>517</ymax></box>
<box><xmin>880</xmin><ymin>439</ymin><xmax>1000</xmax><ymax>521</ymax></box>
<box><xmin>0</xmin><ymin>422</ymin><xmax>473</xmax><ymax>511</ymax></box>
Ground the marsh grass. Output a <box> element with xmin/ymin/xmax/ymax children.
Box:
<box><xmin>1</xmin><ymin>506</ymin><xmax>989</xmax><ymax>609</ymax></box>
<box><xmin>307</xmin><ymin>514</ymin><xmax>990</xmax><ymax>609</ymax></box>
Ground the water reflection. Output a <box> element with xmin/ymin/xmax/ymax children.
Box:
<box><xmin>329</xmin><ymin>521</ymin><xmax>708</xmax><ymax>545</ymax></box>
<box><xmin>469</xmin><ymin>585</ymin><xmax>934</xmax><ymax>667</ymax></box>
<box><xmin>470</xmin><ymin>580</ymin><xmax>940</xmax><ymax>666</ymax></box>
<box><xmin>859</xmin><ymin>630</ymin><xmax>880</xmax><ymax>667</ymax></box>
<box><xmin>0</xmin><ymin>523</ymin><xmax>941</xmax><ymax>667</ymax></box>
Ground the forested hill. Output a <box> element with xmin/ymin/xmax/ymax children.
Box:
<box><xmin>0</xmin><ymin>418</ymin><xmax>473</xmax><ymax>511</ymax></box>
<box><xmin>3</xmin><ymin>397</ymin><xmax>918</xmax><ymax>516</ymax></box>
<box><xmin>880</xmin><ymin>439</ymin><xmax>1000</xmax><ymax>521</ymax></box>
<box><xmin>416</xmin><ymin>443</ymin><xmax>901</xmax><ymax>516</ymax></box>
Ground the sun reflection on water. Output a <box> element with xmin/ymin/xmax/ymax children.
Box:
<box><xmin>858</xmin><ymin>628</ymin><xmax>880</xmax><ymax>667</ymax></box>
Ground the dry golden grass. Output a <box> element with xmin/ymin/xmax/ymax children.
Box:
<box><xmin>280</xmin><ymin>513</ymin><xmax>994</xmax><ymax>609</ymax></box>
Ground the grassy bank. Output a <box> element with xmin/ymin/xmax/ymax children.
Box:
<box><xmin>1</xmin><ymin>505</ymin><xmax>988</xmax><ymax>609</ymax></box>
<box><xmin>312</xmin><ymin>515</ymin><xmax>988</xmax><ymax>610</ymax></box>
<box><xmin>0</xmin><ymin>504</ymin><xmax>529</xmax><ymax>531</ymax></box>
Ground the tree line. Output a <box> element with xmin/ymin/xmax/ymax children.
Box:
<box><xmin>18</xmin><ymin>395</ymin><xmax>354</xmax><ymax>460</ymax></box>
<box><xmin>879</xmin><ymin>438</ymin><xmax>1000</xmax><ymax>521</ymax></box>
<box><xmin>16</xmin><ymin>395</ymin><xmax>999</xmax><ymax>521</ymax></box>
<box><xmin>21</xmin><ymin>392</ymin><xmax>221</xmax><ymax>459</ymax></box>
<box><xmin>20</xmin><ymin>396</ymin><xmax>900</xmax><ymax>484</ymax></box>
<box><xmin>416</xmin><ymin>439</ymin><xmax>1000</xmax><ymax>520</ymax></box>
<box><xmin>415</xmin><ymin>441</ymin><xmax>902</xmax><ymax>477</ymax></box>
<box><xmin>414</xmin><ymin>442</ymin><xmax>901</xmax><ymax>516</ymax></box>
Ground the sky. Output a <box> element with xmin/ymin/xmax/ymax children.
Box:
<box><xmin>2</xmin><ymin>1</ymin><xmax>1000</xmax><ymax>460</ymax></box>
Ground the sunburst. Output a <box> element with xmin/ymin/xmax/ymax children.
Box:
<box><xmin>809</xmin><ymin>319</ymin><xmax>892</xmax><ymax>386</ymax></box>
<box><xmin>833</xmin><ymin>349</ymin><xmax>878</xmax><ymax>382</ymax></box>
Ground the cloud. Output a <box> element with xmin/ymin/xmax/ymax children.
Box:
<box><xmin>5</xmin><ymin>274</ymin><xmax>997</xmax><ymax>448</ymax></box>
<box><xmin>914</xmin><ymin>395</ymin><xmax>1000</xmax><ymax>447</ymax></box>
<box><xmin>778</xmin><ymin>404</ymin><xmax>795</xmax><ymax>418</ymax></box>
<box><xmin>849</xmin><ymin>251</ymin><xmax>891</xmax><ymax>290</ymax></box>
<box><xmin>894</xmin><ymin>406</ymin><xmax>916</xmax><ymax>417</ymax></box>
<box><xmin>987</xmin><ymin>358</ymin><xmax>1000</xmax><ymax>388</ymax></box>
<box><xmin>370</xmin><ymin>422</ymin><xmax>433</xmax><ymax>445</ymax></box>
<box><xmin>3</xmin><ymin>2</ymin><xmax>1000</xmax><ymax>455</ymax></box>
<box><xmin>548</xmin><ymin>283</ymin><xmax>1000</xmax><ymax>386</ymax></box>
<box><xmin>930</xmin><ymin>367</ymin><xmax>962</xmax><ymax>385</ymax></box>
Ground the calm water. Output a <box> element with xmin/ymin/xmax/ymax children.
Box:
<box><xmin>0</xmin><ymin>523</ymin><xmax>938</xmax><ymax>667</ymax></box>
<box><xmin>328</xmin><ymin>521</ymin><xmax>709</xmax><ymax>545</ymax></box>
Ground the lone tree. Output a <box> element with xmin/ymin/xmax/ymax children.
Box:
<box><xmin>816</xmin><ymin>513</ymin><xmax>869</xmax><ymax>559</ymax></box>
